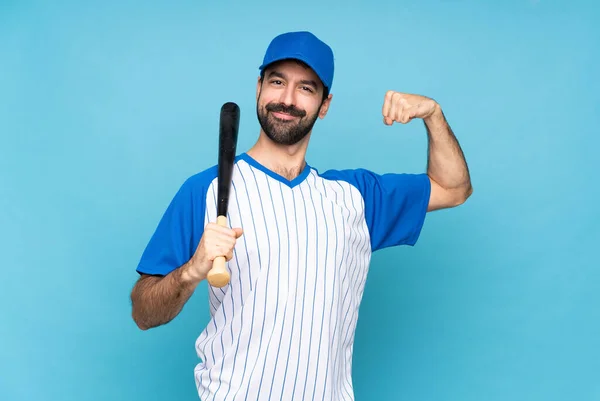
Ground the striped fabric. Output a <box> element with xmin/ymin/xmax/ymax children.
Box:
<box><xmin>136</xmin><ymin>152</ymin><xmax>430</xmax><ymax>401</ymax></box>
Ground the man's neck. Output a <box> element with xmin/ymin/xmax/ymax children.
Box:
<box><xmin>246</xmin><ymin>132</ymin><xmax>310</xmax><ymax>181</ymax></box>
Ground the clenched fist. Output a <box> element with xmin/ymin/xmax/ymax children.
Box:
<box><xmin>382</xmin><ymin>91</ymin><xmax>439</xmax><ymax>125</ymax></box>
<box><xmin>182</xmin><ymin>222</ymin><xmax>243</xmax><ymax>284</ymax></box>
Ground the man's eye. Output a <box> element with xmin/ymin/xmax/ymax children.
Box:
<box><xmin>271</xmin><ymin>80</ymin><xmax>282</xmax><ymax>85</ymax></box>
<box><xmin>302</xmin><ymin>86</ymin><xmax>314</xmax><ymax>93</ymax></box>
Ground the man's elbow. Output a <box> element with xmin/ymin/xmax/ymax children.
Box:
<box><xmin>131</xmin><ymin>305</ymin><xmax>163</xmax><ymax>331</ymax></box>
<box><xmin>454</xmin><ymin>184</ymin><xmax>473</xmax><ymax>206</ymax></box>
<box><xmin>135</xmin><ymin>321</ymin><xmax>151</xmax><ymax>331</ymax></box>
<box><xmin>132</xmin><ymin>309</ymin><xmax>150</xmax><ymax>330</ymax></box>
<box><xmin>131</xmin><ymin>301</ymin><xmax>149</xmax><ymax>330</ymax></box>
<box><xmin>130</xmin><ymin>289</ymin><xmax>151</xmax><ymax>331</ymax></box>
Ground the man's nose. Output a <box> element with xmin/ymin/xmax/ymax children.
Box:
<box><xmin>278</xmin><ymin>85</ymin><xmax>296</xmax><ymax>106</ymax></box>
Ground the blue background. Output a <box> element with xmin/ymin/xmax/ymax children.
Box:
<box><xmin>1</xmin><ymin>1</ymin><xmax>599</xmax><ymax>400</ymax></box>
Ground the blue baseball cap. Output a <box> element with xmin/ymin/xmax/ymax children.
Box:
<box><xmin>259</xmin><ymin>31</ymin><xmax>335</xmax><ymax>92</ymax></box>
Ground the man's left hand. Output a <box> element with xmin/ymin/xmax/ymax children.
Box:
<box><xmin>382</xmin><ymin>91</ymin><xmax>440</xmax><ymax>125</ymax></box>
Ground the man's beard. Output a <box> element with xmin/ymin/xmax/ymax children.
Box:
<box><xmin>256</xmin><ymin>100</ymin><xmax>320</xmax><ymax>146</ymax></box>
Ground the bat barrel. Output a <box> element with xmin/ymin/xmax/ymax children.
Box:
<box><xmin>217</xmin><ymin>102</ymin><xmax>240</xmax><ymax>217</ymax></box>
<box><xmin>208</xmin><ymin>101</ymin><xmax>240</xmax><ymax>288</ymax></box>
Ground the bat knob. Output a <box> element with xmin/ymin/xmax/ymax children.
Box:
<box><xmin>207</xmin><ymin>256</ymin><xmax>230</xmax><ymax>288</ymax></box>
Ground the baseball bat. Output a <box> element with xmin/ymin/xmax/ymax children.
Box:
<box><xmin>206</xmin><ymin>101</ymin><xmax>240</xmax><ymax>288</ymax></box>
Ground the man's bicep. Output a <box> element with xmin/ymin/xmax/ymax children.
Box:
<box><xmin>427</xmin><ymin>176</ymin><xmax>468</xmax><ymax>212</ymax></box>
<box><xmin>427</xmin><ymin>177</ymin><xmax>449</xmax><ymax>211</ymax></box>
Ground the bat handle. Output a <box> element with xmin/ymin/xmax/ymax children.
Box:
<box><xmin>206</xmin><ymin>215</ymin><xmax>231</xmax><ymax>288</ymax></box>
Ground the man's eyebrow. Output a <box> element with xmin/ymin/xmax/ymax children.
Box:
<box><xmin>300</xmin><ymin>79</ymin><xmax>318</xmax><ymax>88</ymax></box>
<box><xmin>266</xmin><ymin>70</ymin><xmax>286</xmax><ymax>80</ymax></box>
<box><xmin>266</xmin><ymin>70</ymin><xmax>319</xmax><ymax>89</ymax></box>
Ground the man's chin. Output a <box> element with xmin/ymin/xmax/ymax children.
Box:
<box><xmin>264</xmin><ymin>129</ymin><xmax>305</xmax><ymax>146</ymax></box>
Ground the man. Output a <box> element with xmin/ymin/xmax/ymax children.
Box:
<box><xmin>131</xmin><ymin>31</ymin><xmax>472</xmax><ymax>401</ymax></box>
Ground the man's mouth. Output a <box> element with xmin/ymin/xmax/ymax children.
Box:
<box><xmin>271</xmin><ymin>111</ymin><xmax>298</xmax><ymax>121</ymax></box>
<box><xmin>266</xmin><ymin>103</ymin><xmax>306</xmax><ymax>120</ymax></box>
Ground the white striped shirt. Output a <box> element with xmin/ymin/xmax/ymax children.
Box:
<box><xmin>137</xmin><ymin>152</ymin><xmax>430</xmax><ymax>401</ymax></box>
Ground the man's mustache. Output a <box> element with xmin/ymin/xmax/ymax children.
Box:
<box><xmin>266</xmin><ymin>103</ymin><xmax>306</xmax><ymax>118</ymax></box>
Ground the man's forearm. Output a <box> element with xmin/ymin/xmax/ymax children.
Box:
<box><xmin>130</xmin><ymin>261</ymin><xmax>200</xmax><ymax>330</ymax></box>
<box><xmin>424</xmin><ymin>105</ymin><xmax>472</xmax><ymax>198</ymax></box>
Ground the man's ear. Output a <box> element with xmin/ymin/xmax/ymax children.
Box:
<box><xmin>256</xmin><ymin>77</ymin><xmax>262</xmax><ymax>102</ymax></box>
<box><xmin>319</xmin><ymin>94</ymin><xmax>333</xmax><ymax>119</ymax></box>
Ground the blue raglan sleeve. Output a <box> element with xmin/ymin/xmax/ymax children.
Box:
<box><xmin>136</xmin><ymin>175</ymin><xmax>208</xmax><ymax>276</ymax></box>
<box><xmin>339</xmin><ymin>169</ymin><xmax>431</xmax><ymax>251</ymax></box>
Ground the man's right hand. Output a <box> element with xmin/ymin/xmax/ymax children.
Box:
<box><xmin>181</xmin><ymin>223</ymin><xmax>243</xmax><ymax>284</ymax></box>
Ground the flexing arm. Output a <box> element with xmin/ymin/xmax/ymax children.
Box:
<box><xmin>131</xmin><ymin>223</ymin><xmax>243</xmax><ymax>330</ymax></box>
<box><xmin>423</xmin><ymin>105</ymin><xmax>472</xmax><ymax>211</ymax></box>
<box><xmin>382</xmin><ymin>90</ymin><xmax>473</xmax><ymax>211</ymax></box>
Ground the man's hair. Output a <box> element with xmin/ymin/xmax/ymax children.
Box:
<box><xmin>259</xmin><ymin>59</ymin><xmax>330</xmax><ymax>101</ymax></box>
